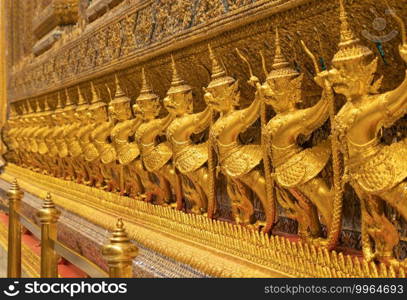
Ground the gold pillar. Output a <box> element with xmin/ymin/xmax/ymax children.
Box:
<box><xmin>102</xmin><ymin>219</ymin><xmax>138</xmax><ymax>278</ymax></box>
<box><xmin>0</xmin><ymin>0</ymin><xmax>8</xmax><ymax>164</ymax></box>
<box><xmin>37</xmin><ymin>193</ymin><xmax>60</xmax><ymax>278</ymax></box>
<box><xmin>7</xmin><ymin>179</ymin><xmax>23</xmax><ymax>278</ymax></box>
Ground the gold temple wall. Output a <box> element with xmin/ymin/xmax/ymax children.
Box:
<box><xmin>2</xmin><ymin>0</ymin><xmax>407</xmax><ymax>277</ymax></box>
<box><xmin>5</xmin><ymin>0</ymin><xmax>407</xmax><ymax>104</ymax></box>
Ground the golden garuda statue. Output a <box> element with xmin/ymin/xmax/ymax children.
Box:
<box><xmin>165</xmin><ymin>56</ymin><xmax>213</xmax><ymax>214</ymax></box>
<box><xmin>88</xmin><ymin>82</ymin><xmax>118</xmax><ymax>191</ymax></box>
<box><xmin>14</xmin><ymin>103</ymin><xmax>28</xmax><ymax>167</ymax></box>
<box><xmin>42</xmin><ymin>98</ymin><xmax>60</xmax><ymax>178</ymax></box>
<box><xmin>75</xmin><ymin>87</ymin><xmax>94</xmax><ymax>185</ymax></box>
<box><xmin>52</xmin><ymin>93</ymin><xmax>70</xmax><ymax>179</ymax></box>
<box><xmin>258</xmin><ymin>29</ymin><xmax>334</xmax><ymax>244</ymax></box>
<box><xmin>31</xmin><ymin>99</ymin><xmax>50</xmax><ymax>174</ymax></box>
<box><xmin>6</xmin><ymin>102</ymin><xmax>31</xmax><ymax>168</ymax></box>
<box><xmin>134</xmin><ymin>68</ymin><xmax>182</xmax><ymax>207</ymax></box>
<box><xmin>206</xmin><ymin>45</ymin><xmax>274</xmax><ymax>233</ymax></box>
<box><xmin>78</xmin><ymin>83</ymin><xmax>104</xmax><ymax>188</ymax></box>
<box><xmin>4</xmin><ymin>0</ymin><xmax>407</xmax><ymax>270</ymax></box>
<box><xmin>109</xmin><ymin>74</ymin><xmax>143</xmax><ymax>197</ymax></box>
<box><xmin>36</xmin><ymin>98</ymin><xmax>55</xmax><ymax>176</ymax></box>
<box><xmin>324</xmin><ymin>0</ymin><xmax>407</xmax><ymax>264</ymax></box>
<box><xmin>25</xmin><ymin>100</ymin><xmax>42</xmax><ymax>172</ymax></box>
<box><xmin>61</xmin><ymin>89</ymin><xmax>81</xmax><ymax>182</ymax></box>
<box><xmin>19</xmin><ymin>101</ymin><xmax>37</xmax><ymax>170</ymax></box>
<box><xmin>3</xmin><ymin>104</ymin><xmax>20</xmax><ymax>165</ymax></box>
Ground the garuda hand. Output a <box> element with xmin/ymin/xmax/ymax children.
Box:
<box><xmin>399</xmin><ymin>44</ymin><xmax>407</xmax><ymax>64</ymax></box>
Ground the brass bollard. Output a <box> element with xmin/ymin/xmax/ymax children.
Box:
<box><xmin>102</xmin><ymin>219</ymin><xmax>138</xmax><ymax>278</ymax></box>
<box><xmin>7</xmin><ymin>179</ymin><xmax>24</xmax><ymax>278</ymax></box>
<box><xmin>37</xmin><ymin>193</ymin><xmax>60</xmax><ymax>278</ymax></box>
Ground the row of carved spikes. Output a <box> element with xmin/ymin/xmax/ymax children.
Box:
<box><xmin>6</xmin><ymin>163</ymin><xmax>407</xmax><ymax>278</ymax></box>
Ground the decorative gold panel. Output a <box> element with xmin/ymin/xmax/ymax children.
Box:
<box><xmin>2</xmin><ymin>0</ymin><xmax>407</xmax><ymax>277</ymax></box>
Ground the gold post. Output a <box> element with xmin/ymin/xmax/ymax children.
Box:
<box><xmin>37</xmin><ymin>193</ymin><xmax>61</xmax><ymax>278</ymax></box>
<box><xmin>7</xmin><ymin>179</ymin><xmax>24</xmax><ymax>278</ymax></box>
<box><xmin>102</xmin><ymin>219</ymin><xmax>138</xmax><ymax>278</ymax></box>
<box><xmin>0</xmin><ymin>0</ymin><xmax>8</xmax><ymax>165</ymax></box>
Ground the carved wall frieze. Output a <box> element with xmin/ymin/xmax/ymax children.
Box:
<box><xmin>9</xmin><ymin>0</ymin><xmax>407</xmax><ymax>106</ymax></box>
<box><xmin>9</xmin><ymin>0</ymin><xmax>322</xmax><ymax>102</ymax></box>
<box><xmin>4</xmin><ymin>0</ymin><xmax>407</xmax><ymax>277</ymax></box>
<box><xmin>2</xmin><ymin>164</ymin><xmax>407</xmax><ymax>277</ymax></box>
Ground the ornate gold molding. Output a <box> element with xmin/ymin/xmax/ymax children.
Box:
<box><xmin>9</xmin><ymin>0</ymin><xmax>317</xmax><ymax>102</ymax></box>
<box><xmin>2</xmin><ymin>164</ymin><xmax>406</xmax><ymax>278</ymax></box>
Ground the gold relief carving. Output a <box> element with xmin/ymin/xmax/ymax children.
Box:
<box><xmin>194</xmin><ymin>0</ymin><xmax>226</xmax><ymax>26</ymax></box>
<box><xmin>86</xmin><ymin>37</ymin><xmax>98</xmax><ymax>69</ymax></box>
<box><xmin>134</xmin><ymin>5</ymin><xmax>154</xmax><ymax>48</ymax></box>
<box><xmin>121</xmin><ymin>14</ymin><xmax>136</xmax><ymax>56</ymax></box>
<box><xmin>8</xmin><ymin>0</ymin><xmax>302</xmax><ymax>99</ymax></box>
<box><xmin>96</xmin><ymin>30</ymin><xmax>108</xmax><ymax>66</ymax></box>
<box><xmin>226</xmin><ymin>0</ymin><xmax>255</xmax><ymax>11</ymax></box>
<box><xmin>78</xmin><ymin>39</ymin><xmax>89</xmax><ymax>73</ymax></box>
<box><xmin>109</xmin><ymin>22</ymin><xmax>123</xmax><ymax>60</ymax></box>
<box><xmin>152</xmin><ymin>0</ymin><xmax>194</xmax><ymax>42</ymax></box>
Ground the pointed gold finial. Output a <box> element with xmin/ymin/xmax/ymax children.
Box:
<box><xmin>208</xmin><ymin>44</ymin><xmax>226</xmax><ymax>80</ymax></box>
<box><xmin>332</xmin><ymin>0</ymin><xmax>372</xmax><ymax>63</ymax></box>
<box><xmin>267</xmin><ymin>28</ymin><xmax>299</xmax><ymax>80</ymax></box>
<box><xmin>207</xmin><ymin>44</ymin><xmax>235</xmax><ymax>88</ymax></box>
<box><xmin>7</xmin><ymin>178</ymin><xmax>24</xmax><ymax>202</ymax></box>
<box><xmin>111</xmin><ymin>74</ymin><xmax>131</xmax><ymax>104</ymax></box>
<box><xmin>272</xmin><ymin>28</ymin><xmax>290</xmax><ymax>69</ymax></box>
<box><xmin>136</xmin><ymin>68</ymin><xmax>158</xmax><ymax>102</ymax></box>
<box><xmin>90</xmin><ymin>82</ymin><xmax>106</xmax><ymax>109</ymax></box>
<box><xmin>90</xmin><ymin>82</ymin><xmax>99</xmax><ymax>104</ymax></box>
<box><xmin>114</xmin><ymin>74</ymin><xmax>125</xmax><ymax>98</ymax></box>
<box><xmin>171</xmin><ymin>55</ymin><xmax>183</xmax><ymax>85</ymax></box>
<box><xmin>27</xmin><ymin>100</ymin><xmax>34</xmax><ymax>114</ymax></box>
<box><xmin>37</xmin><ymin>192</ymin><xmax>60</xmax><ymax>227</ymax></box>
<box><xmin>10</xmin><ymin>178</ymin><xmax>20</xmax><ymax>193</ymax></box>
<box><xmin>9</xmin><ymin>104</ymin><xmax>17</xmax><ymax>118</ymax></box>
<box><xmin>63</xmin><ymin>89</ymin><xmax>76</xmax><ymax>113</ymax></box>
<box><xmin>77</xmin><ymin>86</ymin><xmax>87</xmax><ymax>106</ymax></box>
<box><xmin>42</xmin><ymin>192</ymin><xmax>55</xmax><ymax>209</ymax></box>
<box><xmin>44</xmin><ymin>97</ymin><xmax>51</xmax><ymax>112</ymax></box>
<box><xmin>102</xmin><ymin>218</ymin><xmax>139</xmax><ymax>278</ymax></box>
<box><xmin>33</xmin><ymin>99</ymin><xmax>40</xmax><ymax>113</ymax></box>
<box><xmin>55</xmin><ymin>92</ymin><xmax>63</xmax><ymax>111</ymax></box>
<box><xmin>338</xmin><ymin>0</ymin><xmax>356</xmax><ymax>47</ymax></box>
<box><xmin>20</xmin><ymin>102</ymin><xmax>28</xmax><ymax>115</ymax></box>
<box><xmin>167</xmin><ymin>55</ymin><xmax>192</xmax><ymax>95</ymax></box>
<box><xmin>140</xmin><ymin>68</ymin><xmax>152</xmax><ymax>94</ymax></box>
<box><xmin>65</xmin><ymin>88</ymin><xmax>74</xmax><ymax>107</ymax></box>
